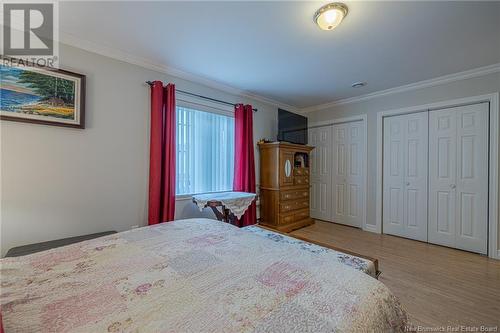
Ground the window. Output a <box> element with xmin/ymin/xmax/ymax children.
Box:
<box><xmin>176</xmin><ymin>105</ymin><xmax>234</xmax><ymax>195</ymax></box>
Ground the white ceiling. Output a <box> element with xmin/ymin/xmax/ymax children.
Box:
<box><xmin>59</xmin><ymin>1</ymin><xmax>500</xmax><ymax>109</ymax></box>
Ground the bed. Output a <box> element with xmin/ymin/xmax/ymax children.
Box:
<box><xmin>0</xmin><ymin>218</ymin><xmax>408</xmax><ymax>332</ymax></box>
<box><xmin>242</xmin><ymin>225</ymin><xmax>379</xmax><ymax>278</ymax></box>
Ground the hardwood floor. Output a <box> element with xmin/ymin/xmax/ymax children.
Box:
<box><xmin>290</xmin><ymin>220</ymin><xmax>500</xmax><ymax>328</ymax></box>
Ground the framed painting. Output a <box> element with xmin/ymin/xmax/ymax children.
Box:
<box><xmin>0</xmin><ymin>57</ymin><xmax>85</xmax><ymax>128</ymax></box>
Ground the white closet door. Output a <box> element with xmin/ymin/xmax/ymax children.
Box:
<box><xmin>332</xmin><ymin>124</ymin><xmax>348</xmax><ymax>225</ymax></box>
<box><xmin>428</xmin><ymin>108</ymin><xmax>457</xmax><ymax>247</ymax></box>
<box><xmin>429</xmin><ymin>103</ymin><xmax>488</xmax><ymax>254</ymax></box>
<box><xmin>309</xmin><ymin>126</ymin><xmax>332</xmax><ymax>221</ymax></box>
<box><xmin>404</xmin><ymin>112</ymin><xmax>429</xmax><ymax>241</ymax></box>
<box><xmin>383</xmin><ymin>116</ymin><xmax>406</xmax><ymax>237</ymax></box>
<box><xmin>383</xmin><ymin>112</ymin><xmax>428</xmax><ymax>241</ymax></box>
<box><xmin>345</xmin><ymin>122</ymin><xmax>364</xmax><ymax>227</ymax></box>
<box><xmin>332</xmin><ymin>121</ymin><xmax>365</xmax><ymax>227</ymax></box>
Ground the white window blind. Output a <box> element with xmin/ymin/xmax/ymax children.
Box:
<box><xmin>176</xmin><ymin>105</ymin><xmax>235</xmax><ymax>195</ymax></box>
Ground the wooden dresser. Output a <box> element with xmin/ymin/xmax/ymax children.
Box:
<box><xmin>258</xmin><ymin>142</ymin><xmax>314</xmax><ymax>232</ymax></box>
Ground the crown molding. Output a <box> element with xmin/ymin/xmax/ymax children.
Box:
<box><xmin>59</xmin><ymin>32</ymin><xmax>298</xmax><ymax>112</ymax></box>
<box><xmin>301</xmin><ymin>63</ymin><xmax>500</xmax><ymax>113</ymax></box>
<box><xmin>58</xmin><ymin>32</ymin><xmax>499</xmax><ymax>114</ymax></box>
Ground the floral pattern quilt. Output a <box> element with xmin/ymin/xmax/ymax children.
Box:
<box><xmin>0</xmin><ymin>218</ymin><xmax>408</xmax><ymax>332</ymax></box>
<box><xmin>242</xmin><ymin>226</ymin><xmax>377</xmax><ymax>278</ymax></box>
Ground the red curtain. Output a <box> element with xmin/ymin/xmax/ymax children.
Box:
<box><xmin>233</xmin><ymin>104</ymin><xmax>257</xmax><ymax>227</ymax></box>
<box><xmin>148</xmin><ymin>81</ymin><xmax>176</xmax><ymax>225</ymax></box>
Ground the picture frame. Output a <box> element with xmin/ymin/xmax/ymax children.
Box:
<box><xmin>0</xmin><ymin>57</ymin><xmax>86</xmax><ymax>128</ymax></box>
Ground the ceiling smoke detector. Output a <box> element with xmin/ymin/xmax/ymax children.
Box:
<box><xmin>351</xmin><ymin>82</ymin><xmax>367</xmax><ymax>88</ymax></box>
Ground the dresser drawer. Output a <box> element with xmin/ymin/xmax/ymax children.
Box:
<box><xmin>278</xmin><ymin>214</ymin><xmax>295</xmax><ymax>225</ymax></box>
<box><xmin>280</xmin><ymin>198</ymin><xmax>309</xmax><ymax>213</ymax></box>
<box><xmin>280</xmin><ymin>189</ymin><xmax>309</xmax><ymax>201</ymax></box>
<box><xmin>278</xmin><ymin>209</ymin><xmax>310</xmax><ymax>225</ymax></box>
<box><xmin>294</xmin><ymin>176</ymin><xmax>309</xmax><ymax>185</ymax></box>
<box><xmin>294</xmin><ymin>209</ymin><xmax>310</xmax><ymax>221</ymax></box>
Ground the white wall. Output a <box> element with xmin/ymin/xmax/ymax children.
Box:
<box><xmin>306</xmin><ymin>72</ymin><xmax>500</xmax><ymax>252</ymax></box>
<box><xmin>0</xmin><ymin>44</ymin><xmax>278</xmax><ymax>256</ymax></box>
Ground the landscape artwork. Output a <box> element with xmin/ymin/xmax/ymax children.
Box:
<box><xmin>0</xmin><ymin>58</ymin><xmax>85</xmax><ymax>128</ymax></box>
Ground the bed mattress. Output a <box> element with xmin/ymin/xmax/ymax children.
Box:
<box><xmin>0</xmin><ymin>218</ymin><xmax>408</xmax><ymax>332</ymax></box>
<box><xmin>242</xmin><ymin>225</ymin><xmax>377</xmax><ymax>278</ymax></box>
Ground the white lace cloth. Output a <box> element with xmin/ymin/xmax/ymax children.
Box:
<box><xmin>192</xmin><ymin>191</ymin><xmax>256</xmax><ymax>219</ymax></box>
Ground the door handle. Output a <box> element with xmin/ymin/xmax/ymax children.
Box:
<box><xmin>406</xmin><ymin>182</ymin><xmax>410</xmax><ymax>186</ymax></box>
<box><xmin>450</xmin><ymin>184</ymin><xmax>456</xmax><ymax>189</ymax></box>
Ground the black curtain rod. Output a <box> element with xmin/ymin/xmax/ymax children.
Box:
<box><xmin>146</xmin><ymin>81</ymin><xmax>257</xmax><ymax>112</ymax></box>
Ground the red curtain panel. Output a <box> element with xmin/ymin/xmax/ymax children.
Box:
<box><xmin>233</xmin><ymin>104</ymin><xmax>257</xmax><ymax>227</ymax></box>
<box><xmin>148</xmin><ymin>81</ymin><xmax>176</xmax><ymax>225</ymax></box>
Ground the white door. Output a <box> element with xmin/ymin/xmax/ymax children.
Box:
<box><xmin>332</xmin><ymin>122</ymin><xmax>365</xmax><ymax>227</ymax></box>
<box><xmin>309</xmin><ymin>126</ymin><xmax>332</xmax><ymax>221</ymax></box>
<box><xmin>428</xmin><ymin>108</ymin><xmax>457</xmax><ymax>247</ymax></box>
<box><xmin>383</xmin><ymin>112</ymin><xmax>428</xmax><ymax>241</ymax></box>
<box><xmin>383</xmin><ymin>116</ymin><xmax>405</xmax><ymax>237</ymax></box>
<box><xmin>428</xmin><ymin>103</ymin><xmax>488</xmax><ymax>254</ymax></box>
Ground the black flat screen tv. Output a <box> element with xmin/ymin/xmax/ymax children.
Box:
<box><xmin>277</xmin><ymin>108</ymin><xmax>308</xmax><ymax>145</ymax></box>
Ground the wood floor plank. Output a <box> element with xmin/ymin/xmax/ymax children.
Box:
<box><xmin>290</xmin><ymin>220</ymin><xmax>500</xmax><ymax>327</ymax></box>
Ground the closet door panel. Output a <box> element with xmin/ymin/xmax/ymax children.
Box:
<box><xmin>383</xmin><ymin>112</ymin><xmax>428</xmax><ymax>241</ymax></box>
<box><xmin>429</xmin><ymin>110</ymin><xmax>457</xmax><ymax>247</ymax></box>
<box><xmin>429</xmin><ymin>103</ymin><xmax>488</xmax><ymax>254</ymax></box>
<box><xmin>309</xmin><ymin>129</ymin><xmax>319</xmax><ymax>215</ymax></box>
<box><xmin>309</xmin><ymin>126</ymin><xmax>332</xmax><ymax>221</ymax></box>
<box><xmin>332</xmin><ymin>124</ymin><xmax>348</xmax><ymax>225</ymax></box>
<box><xmin>383</xmin><ymin>116</ymin><xmax>406</xmax><ymax>237</ymax></box>
<box><xmin>345</xmin><ymin>122</ymin><xmax>364</xmax><ymax>227</ymax></box>
<box><xmin>455</xmin><ymin>104</ymin><xmax>488</xmax><ymax>254</ymax></box>
<box><xmin>403</xmin><ymin>112</ymin><xmax>428</xmax><ymax>241</ymax></box>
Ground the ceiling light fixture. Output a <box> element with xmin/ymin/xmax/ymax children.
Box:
<box><xmin>351</xmin><ymin>82</ymin><xmax>367</xmax><ymax>88</ymax></box>
<box><xmin>314</xmin><ymin>3</ymin><xmax>348</xmax><ymax>31</ymax></box>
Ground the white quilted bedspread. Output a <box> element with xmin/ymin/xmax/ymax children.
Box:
<box><xmin>0</xmin><ymin>218</ymin><xmax>408</xmax><ymax>332</ymax></box>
